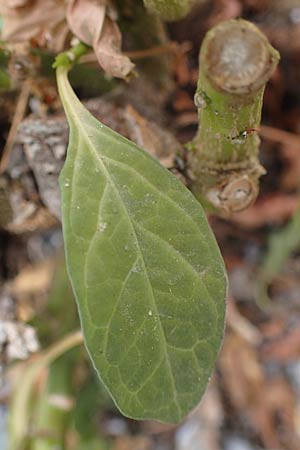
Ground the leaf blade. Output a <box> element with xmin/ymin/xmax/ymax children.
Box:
<box><xmin>57</xmin><ymin>66</ymin><xmax>227</xmax><ymax>423</ymax></box>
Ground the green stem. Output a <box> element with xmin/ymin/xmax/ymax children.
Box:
<box><xmin>188</xmin><ymin>19</ymin><xmax>279</xmax><ymax>214</ymax></box>
<box><xmin>56</xmin><ymin>64</ymin><xmax>87</xmax><ymax>127</ymax></box>
<box><xmin>143</xmin><ymin>0</ymin><xmax>196</xmax><ymax>21</ymax></box>
<box><xmin>9</xmin><ymin>330</ymin><xmax>83</xmax><ymax>450</ymax></box>
<box><xmin>31</xmin><ymin>351</ymin><xmax>77</xmax><ymax>450</ymax></box>
<box><xmin>117</xmin><ymin>0</ymin><xmax>171</xmax><ymax>85</ymax></box>
<box><xmin>53</xmin><ymin>42</ymin><xmax>89</xmax><ymax>70</ymax></box>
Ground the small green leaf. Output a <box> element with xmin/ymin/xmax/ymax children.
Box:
<box><xmin>56</xmin><ymin>65</ymin><xmax>227</xmax><ymax>423</ymax></box>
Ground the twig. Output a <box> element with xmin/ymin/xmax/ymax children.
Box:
<box><xmin>260</xmin><ymin>124</ymin><xmax>300</xmax><ymax>147</ymax></box>
<box><xmin>79</xmin><ymin>41</ymin><xmax>191</xmax><ymax>64</ymax></box>
<box><xmin>125</xmin><ymin>41</ymin><xmax>188</xmax><ymax>59</ymax></box>
<box><xmin>0</xmin><ymin>78</ymin><xmax>31</xmax><ymax>174</ymax></box>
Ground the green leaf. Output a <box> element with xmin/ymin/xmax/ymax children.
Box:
<box><xmin>56</xmin><ymin>65</ymin><xmax>227</xmax><ymax>423</ymax></box>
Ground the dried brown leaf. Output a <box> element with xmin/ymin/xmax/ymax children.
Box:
<box><xmin>227</xmin><ymin>296</ymin><xmax>262</xmax><ymax>345</ymax></box>
<box><xmin>95</xmin><ymin>15</ymin><xmax>135</xmax><ymax>79</ymax></box>
<box><xmin>66</xmin><ymin>0</ymin><xmax>106</xmax><ymax>45</ymax></box>
<box><xmin>281</xmin><ymin>143</ymin><xmax>300</xmax><ymax>190</ymax></box>
<box><xmin>261</xmin><ymin>326</ymin><xmax>300</xmax><ymax>362</ymax></box>
<box><xmin>231</xmin><ymin>194</ymin><xmax>300</xmax><ymax>228</ymax></box>
<box><xmin>6</xmin><ymin>0</ymin><xmax>31</xmax><ymax>7</ymax></box>
<box><xmin>0</xmin><ymin>0</ymin><xmax>68</xmax><ymax>52</ymax></box>
<box><xmin>9</xmin><ymin>262</ymin><xmax>55</xmax><ymax>299</ymax></box>
<box><xmin>66</xmin><ymin>0</ymin><xmax>134</xmax><ymax>79</ymax></box>
<box><xmin>219</xmin><ymin>334</ymin><xmax>264</xmax><ymax>412</ymax></box>
<box><xmin>220</xmin><ymin>331</ymin><xmax>299</xmax><ymax>450</ymax></box>
<box><xmin>124</xmin><ymin>104</ymin><xmax>179</xmax><ymax>166</ymax></box>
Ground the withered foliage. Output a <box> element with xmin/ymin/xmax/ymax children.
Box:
<box><xmin>0</xmin><ymin>0</ymin><xmax>134</xmax><ymax>79</ymax></box>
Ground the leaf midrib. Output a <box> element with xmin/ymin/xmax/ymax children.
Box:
<box><xmin>85</xmin><ymin>123</ymin><xmax>205</xmax><ymax>232</ymax></box>
<box><xmin>70</xmin><ymin>110</ymin><xmax>182</xmax><ymax>417</ymax></box>
<box><xmin>90</xmin><ymin>153</ymin><xmax>221</xmax><ymax>323</ymax></box>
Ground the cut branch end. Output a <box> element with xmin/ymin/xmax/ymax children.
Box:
<box><xmin>188</xmin><ymin>19</ymin><xmax>280</xmax><ymax>215</ymax></box>
<box><xmin>202</xmin><ymin>19</ymin><xmax>279</xmax><ymax>95</ymax></box>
